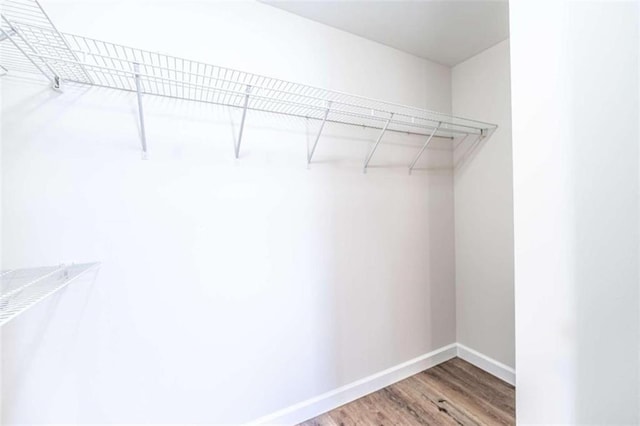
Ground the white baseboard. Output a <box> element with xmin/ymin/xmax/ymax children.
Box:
<box><xmin>248</xmin><ymin>342</ymin><xmax>516</xmax><ymax>425</ymax></box>
<box><xmin>456</xmin><ymin>343</ymin><xmax>516</xmax><ymax>386</ymax></box>
<box><xmin>248</xmin><ymin>343</ymin><xmax>457</xmax><ymax>426</ymax></box>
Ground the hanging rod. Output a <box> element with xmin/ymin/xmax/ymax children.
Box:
<box><xmin>0</xmin><ymin>0</ymin><xmax>497</xmax><ymax>167</ymax></box>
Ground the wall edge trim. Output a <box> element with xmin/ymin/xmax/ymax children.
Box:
<box><xmin>248</xmin><ymin>343</ymin><xmax>458</xmax><ymax>425</ymax></box>
<box><xmin>248</xmin><ymin>342</ymin><xmax>517</xmax><ymax>425</ymax></box>
<box><xmin>456</xmin><ymin>343</ymin><xmax>516</xmax><ymax>386</ymax></box>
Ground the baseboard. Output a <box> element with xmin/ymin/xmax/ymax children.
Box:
<box><xmin>456</xmin><ymin>343</ymin><xmax>516</xmax><ymax>386</ymax></box>
<box><xmin>248</xmin><ymin>343</ymin><xmax>458</xmax><ymax>425</ymax></box>
<box><xmin>248</xmin><ymin>342</ymin><xmax>516</xmax><ymax>425</ymax></box>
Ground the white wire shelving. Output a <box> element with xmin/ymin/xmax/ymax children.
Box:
<box><xmin>0</xmin><ymin>262</ymin><xmax>100</xmax><ymax>327</ymax></box>
<box><xmin>0</xmin><ymin>0</ymin><xmax>497</xmax><ymax>171</ymax></box>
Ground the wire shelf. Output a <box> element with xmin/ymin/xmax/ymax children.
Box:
<box><xmin>0</xmin><ymin>262</ymin><xmax>100</xmax><ymax>327</ymax></box>
<box><xmin>1</xmin><ymin>0</ymin><xmax>496</xmax><ymax>165</ymax></box>
<box><xmin>0</xmin><ymin>0</ymin><xmax>91</xmax><ymax>84</ymax></box>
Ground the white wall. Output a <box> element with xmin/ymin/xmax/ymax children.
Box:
<box><xmin>0</xmin><ymin>52</ymin><xmax>3</xmax><ymax>422</ymax></box>
<box><xmin>452</xmin><ymin>40</ymin><xmax>514</xmax><ymax>369</ymax></box>
<box><xmin>510</xmin><ymin>1</ymin><xmax>639</xmax><ymax>424</ymax></box>
<box><xmin>1</xmin><ymin>1</ymin><xmax>456</xmax><ymax>424</ymax></box>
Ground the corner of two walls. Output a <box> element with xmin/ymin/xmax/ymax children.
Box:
<box><xmin>451</xmin><ymin>39</ymin><xmax>515</xmax><ymax>371</ymax></box>
<box><xmin>1</xmin><ymin>2</ymin><xmax>457</xmax><ymax>424</ymax></box>
<box><xmin>0</xmin><ymin>1</ymin><xmax>513</xmax><ymax>423</ymax></box>
<box><xmin>0</xmin><ymin>68</ymin><xmax>3</xmax><ymax>421</ymax></box>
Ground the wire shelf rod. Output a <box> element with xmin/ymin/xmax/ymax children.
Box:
<box><xmin>56</xmin><ymin>77</ymin><xmax>454</xmax><ymax>141</ymax></box>
<box><xmin>0</xmin><ymin>262</ymin><xmax>100</xmax><ymax>327</ymax></box>
<box><xmin>1</xmin><ymin>0</ymin><xmax>498</xmax><ymax>166</ymax></box>
<box><xmin>27</xmin><ymin>52</ymin><xmax>484</xmax><ymax>137</ymax></box>
<box><xmin>0</xmin><ymin>264</ymin><xmax>66</xmax><ymax>302</ymax></box>
<box><xmin>58</xmin><ymin>31</ymin><xmax>497</xmax><ymax>129</ymax></box>
<box><xmin>2</xmin><ymin>17</ymin><xmax>62</xmax><ymax>79</ymax></box>
<box><xmin>0</xmin><ymin>21</ymin><xmax>52</xmax><ymax>82</ymax></box>
<box><xmin>59</xmin><ymin>47</ymin><xmax>478</xmax><ymax>129</ymax></box>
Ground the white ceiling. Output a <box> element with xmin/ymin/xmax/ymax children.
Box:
<box><xmin>262</xmin><ymin>0</ymin><xmax>509</xmax><ymax>66</ymax></box>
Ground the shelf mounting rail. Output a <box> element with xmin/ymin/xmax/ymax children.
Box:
<box><xmin>0</xmin><ymin>0</ymin><xmax>497</xmax><ymax>171</ymax></box>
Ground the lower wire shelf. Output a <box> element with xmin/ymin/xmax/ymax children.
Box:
<box><xmin>0</xmin><ymin>262</ymin><xmax>100</xmax><ymax>327</ymax></box>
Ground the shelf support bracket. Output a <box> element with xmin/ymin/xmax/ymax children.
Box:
<box><xmin>468</xmin><ymin>128</ymin><xmax>489</xmax><ymax>153</ymax></box>
<box><xmin>408</xmin><ymin>122</ymin><xmax>441</xmax><ymax>175</ymax></box>
<box><xmin>307</xmin><ymin>102</ymin><xmax>331</xmax><ymax>166</ymax></box>
<box><xmin>133</xmin><ymin>63</ymin><xmax>148</xmax><ymax>159</ymax></box>
<box><xmin>470</xmin><ymin>127</ymin><xmax>491</xmax><ymax>150</ymax></box>
<box><xmin>234</xmin><ymin>85</ymin><xmax>252</xmax><ymax>159</ymax></box>
<box><xmin>363</xmin><ymin>114</ymin><xmax>393</xmax><ymax>174</ymax></box>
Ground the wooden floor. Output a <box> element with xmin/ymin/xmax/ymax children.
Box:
<box><xmin>299</xmin><ymin>358</ymin><xmax>515</xmax><ymax>426</ymax></box>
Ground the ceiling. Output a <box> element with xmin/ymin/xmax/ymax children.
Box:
<box><xmin>262</xmin><ymin>0</ymin><xmax>509</xmax><ymax>66</ymax></box>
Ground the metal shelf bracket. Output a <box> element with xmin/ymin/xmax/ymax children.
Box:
<box><xmin>307</xmin><ymin>101</ymin><xmax>331</xmax><ymax>166</ymax></box>
<box><xmin>234</xmin><ymin>85</ymin><xmax>252</xmax><ymax>159</ymax></box>
<box><xmin>0</xmin><ymin>0</ymin><xmax>498</xmax><ymax>167</ymax></box>
<box><xmin>408</xmin><ymin>122</ymin><xmax>441</xmax><ymax>175</ymax></box>
<box><xmin>363</xmin><ymin>114</ymin><xmax>393</xmax><ymax>174</ymax></box>
<box><xmin>133</xmin><ymin>62</ymin><xmax>148</xmax><ymax>159</ymax></box>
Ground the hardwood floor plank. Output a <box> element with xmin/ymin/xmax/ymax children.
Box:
<box><xmin>387</xmin><ymin>380</ymin><xmax>459</xmax><ymax>425</ymax></box>
<box><xmin>412</xmin><ymin>368</ymin><xmax>492</xmax><ymax>425</ymax></box>
<box><xmin>364</xmin><ymin>389</ymin><xmax>425</xmax><ymax>425</ymax></box>
<box><xmin>327</xmin><ymin>406</ymin><xmax>363</xmax><ymax>426</ymax></box>
<box><xmin>393</xmin><ymin>375</ymin><xmax>478</xmax><ymax>425</ymax></box>
<box><xmin>340</xmin><ymin>398</ymin><xmax>406</xmax><ymax>426</ymax></box>
<box><xmin>297</xmin><ymin>357</ymin><xmax>515</xmax><ymax>426</ymax></box>
<box><xmin>418</xmin><ymin>364</ymin><xmax>514</xmax><ymax>424</ymax></box>
<box><xmin>445</xmin><ymin>358</ymin><xmax>515</xmax><ymax>404</ymax></box>
<box><xmin>298</xmin><ymin>413</ymin><xmax>340</xmax><ymax>426</ymax></box>
<box><xmin>436</xmin><ymin>360</ymin><xmax>515</xmax><ymax>416</ymax></box>
<box><xmin>347</xmin><ymin>395</ymin><xmax>398</xmax><ymax>425</ymax></box>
